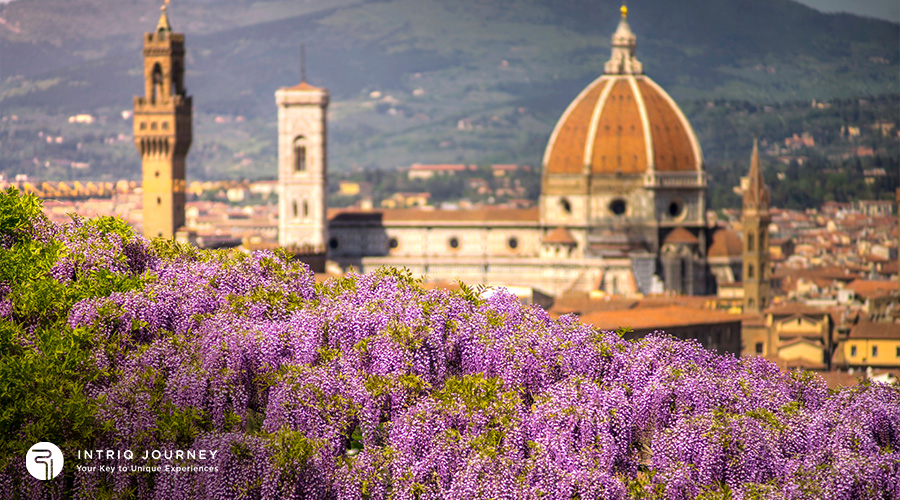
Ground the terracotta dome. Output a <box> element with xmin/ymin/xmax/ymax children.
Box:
<box><xmin>542</xmin><ymin>10</ymin><xmax>703</xmax><ymax>176</ymax></box>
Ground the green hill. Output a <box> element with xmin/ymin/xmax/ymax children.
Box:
<box><xmin>1</xmin><ymin>0</ymin><xmax>897</xmax><ymax>180</ymax></box>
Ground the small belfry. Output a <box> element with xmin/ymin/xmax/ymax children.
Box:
<box><xmin>276</xmin><ymin>47</ymin><xmax>329</xmax><ymax>249</ymax></box>
<box><xmin>742</xmin><ymin>138</ymin><xmax>771</xmax><ymax>312</ymax></box>
<box><xmin>133</xmin><ymin>0</ymin><xmax>192</xmax><ymax>239</ymax></box>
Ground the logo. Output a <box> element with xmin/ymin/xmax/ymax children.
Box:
<box><xmin>26</xmin><ymin>442</ymin><xmax>63</xmax><ymax>481</ymax></box>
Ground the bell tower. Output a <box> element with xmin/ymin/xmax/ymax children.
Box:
<box><xmin>742</xmin><ymin>139</ymin><xmax>771</xmax><ymax>313</ymax></box>
<box><xmin>275</xmin><ymin>58</ymin><xmax>329</xmax><ymax>249</ymax></box>
<box><xmin>134</xmin><ymin>2</ymin><xmax>192</xmax><ymax>239</ymax></box>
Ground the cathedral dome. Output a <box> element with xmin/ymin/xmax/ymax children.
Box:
<box><xmin>542</xmin><ymin>9</ymin><xmax>703</xmax><ymax>176</ymax></box>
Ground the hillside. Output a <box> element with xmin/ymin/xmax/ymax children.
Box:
<box><xmin>1</xmin><ymin>0</ymin><xmax>897</xmax><ymax>180</ymax></box>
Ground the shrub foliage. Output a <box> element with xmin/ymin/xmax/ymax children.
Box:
<box><xmin>0</xmin><ymin>187</ymin><xmax>898</xmax><ymax>499</ymax></box>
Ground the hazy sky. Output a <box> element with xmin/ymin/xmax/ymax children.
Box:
<box><xmin>0</xmin><ymin>0</ymin><xmax>897</xmax><ymax>22</ymax></box>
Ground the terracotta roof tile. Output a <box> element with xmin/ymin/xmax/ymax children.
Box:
<box><xmin>817</xmin><ymin>371</ymin><xmax>865</xmax><ymax>389</ymax></box>
<box><xmin>544</xmin><ymin>76</ymin><xmax>701</xmax><ymax>176</ymax></box>
<box><xmin>580</xmin><ymin>305</ymin><xmax>740</xmax><ymax>331</ymax></box>
<box><xmin>849</xmin><ymin>321</ymin><xmax>900</xmax><ymax>340</ymax></box>
<box><xmin>328</xmin><ymin>208</ymin><xmax>539</xmax><ymax>224</ymax></box>
<box><xmin>636</xmin><ymin>79</ymin><xmax>697</xmax><ymax>172</ymax></box>
<box><xmin>544</xmin><ymin>227</ymin><xmax>577</xmax><ymax>245</ymax></box>
<box><xmin>707</xmin><ymin>229</ymin><xmax>743</xmax><ymax>258</ymax></box>
<box><xmin>846</xmin><ymin>279</ymin><xmax>898</xmax><ymax>299</ymax></box>
<box><xmin>780</xmin><ymin>356</ymin><xmax>826</xmax><ymax>370</ymax></box>
<box><xmin>592</xmin><ymin>79</ymin><xmax>648</xmax><ymax>174</ymax></box>
<box><xmin>663</xmin><ymin>227</ymin><xmax>699</xmax><ymax>245</ymax></box>
<box><xmin>545</xmin><ymin>79</ymin><xmax>609</xmax><ymax>175</ymax></box>
<box><xmin>284</xmin><ymin>81</ymin><xmax>323</xmax><ymax>91</ymax></box>
<box><xmin>766</xmin><ymin>303</ymin><xmax>832</xmax><ymax>318</ymax></box>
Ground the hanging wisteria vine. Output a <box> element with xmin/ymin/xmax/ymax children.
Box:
<box><xmin>0</xmin><ymin>188</ymin><xmax>898</xmax><ymax>500</ymax></box>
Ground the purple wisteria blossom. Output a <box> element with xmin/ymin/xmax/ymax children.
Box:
<box><xmin>1</xmin><ymin>203</ymin><xmax>898</xmax><ymax>500</ymax></box>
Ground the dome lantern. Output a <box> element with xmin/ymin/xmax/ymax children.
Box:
<box><xmin>604</xmin><ymin>4</ymin><xmax>642</xmax><ymax>76</ymax></box>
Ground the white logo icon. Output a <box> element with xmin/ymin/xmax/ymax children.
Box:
<box><xmin>26</xmin><ymin>442</ymin><xmax>63</xmax><ymax>481</ymax></box>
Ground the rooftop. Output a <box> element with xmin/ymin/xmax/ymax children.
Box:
<box><xmin>327</xmin><ymin>207</ymin><xmax>540</xmax><ymax>224</ymax></box>
<box><xmin>580</xmin><ymin>305</ymin><xmax>741</xmax><ymax>331</ymax></box>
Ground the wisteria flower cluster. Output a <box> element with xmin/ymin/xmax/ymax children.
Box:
<box><xmin>0</xmin><ymin>188</ymin><xmax>898</xmax><ymax>500</ymax></box>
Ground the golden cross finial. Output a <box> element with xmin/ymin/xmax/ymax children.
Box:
<box><xmin>620</xmin><ymin>4</ymin><xmax>628</xmax><ymax>19</ymax></box>
<box><xmin>162</xmin><ymin>0</ymin><xmax>170</xmax><ymax>11</ymax></box>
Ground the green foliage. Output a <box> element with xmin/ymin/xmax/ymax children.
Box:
<box><xmin>617</xmin><ymin>326</ymin><xmax>634</xmax><ymax>339</ymax></box>
<box><xmin>625</xmin><ymin>469</ymin><xmax>667</xmax><ymax>500</ymax></box>
<box><xmin>269</xmin><ymin>427</ymin><xmax>322</xmax><ymax>473</ymax></box>
<box><xmin>435</xmin><ymin>374</ymin><xmax>510</xmax><ymax>412</ymax></box>
<box><xmin>452</xmin><ymin>281</ymin><xmax>487</xmax><ymax>306</ymax></box>
<box><xmin>316</xmin><ymin>273</ymin><xmax>359</xmax><ymax>299</ymax></box>
<box><xmin>155</xmin><ymin>404</ymin><xmax>212</xmax><ymax>448</ymax></box>
<box><xmin>0</xmin><ymin>188</ymin><xmax>152</xmax><ymax>475</ymax></box>
<box><xmin>0</xmin><ymin>187</ymin><xmax>46</xmax><ymax>241</ymax></box>
<box><xmin>317</xmin><ymin>347</ymin><xmax>342</xmax><ymax>364</ymax></box>
<box><xmin>385</xmin><ymin>320</ymin><xmax>426</xmax><ymax>351</ymax></box>
<box><xmin>81</xmin><ymin>215</ymin><xmax>138</xmax><ymax>242</ymax></box>
<box><xmin>373</xmin><ymin>266</ymin><xmax>423</xmax><ymax>290</ymax></box>
<box><xmin>151</xmin><ymin>237</ymin><xmax>205</xmax><ymax>261</ymax></box>
<box><xmin>432</xmin><ymin>375</ymin><xmax>521</xmax><ymax>459</ymax></box>
<box><xmin>0</xmin><ymin>322</ymin><xmax>106</xmax><ymax>470</ymax></box>
<box><xmin>695</xmin><ymin>482</ymin><xmax>733</xmax><ymax>500</ymax></box>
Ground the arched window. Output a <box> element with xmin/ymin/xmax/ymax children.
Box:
<box><xmin>293</xmin><ymin>136</ymin><xmax>307</xmax><ymax>172</ymax></box>
<box><xmin>747</xmin><ymin>264</ymin><xmax>754</xmax><ymax>279</ymax></box>
<box><xmin>292</xmin><ymin>201</ymin><xmax>298</xmax><ymax>220</ymax></box>
<box><xmin>151</xmin><ymin>63</ymin><xmax>163</xmax><ymax>104</ymax></box>
<box><xmin>302</xmin><ymin>200</ymin><xmax>309</xmax><ymax>218</ymax></box>
<box><xmin>747</xmin><ymin>233</ymin><xmax>754</xmax><ymax>251</ymax></box>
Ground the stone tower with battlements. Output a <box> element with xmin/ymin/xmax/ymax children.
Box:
<box><xmin>742</xmin><ymin>139</ymin><xmax>771</xmax><ymax>313</ymax></box>
<box><xmin>276</xmin><ymin>76</ymin><xmax>329</xmax><ymax>249</ymax></box>
<box><xmin>133</xmin><ymin>3</ymin><xmax>192</xmax><ymax>239</ymax></box>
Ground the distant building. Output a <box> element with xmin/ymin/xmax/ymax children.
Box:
<box><xmin>855</xmin><ymin>200</ymin><xmax>894</xmax><ymax>217</ymax></box>
<box><xmin>133</xmin><ymin>5</ymin><xmax>192</xmax><ymax>239</ymax></box>
<box><xmin>68</xmin><ymin>114</ymin><xmax>95</xmax><ymax>124</ymax></box>
<box><xmin>742</xmin><ymin>139</ymin><xmax>771</xmax><ymax>313</ymax></box>
<box><xmin>406</xmin><ymin>164</ymin><xmax>473</xmax><ymax>180</ymax></box>
<box><xmin>321</xmin><ymin>7</ymin><xmax>734</xmax><ymax>297</ymax></box>
<box><xmin>841</xmin><ymin>321</ymin><xmax>900</xmax><ymax>369</ymax></box>
<box><xmin>769</xmin><ymin>305</ymin><xmax>834</xmax><ymax>370</ymax></box>
<box><xmin>275</xmin><ymin>78</ymin><xmax>329</xmax><ymax>250</ymax></box>
<box><xmin>491</xmin><ymin>164</ymin><xmax>523</xmax><ymax>177</ymax></box>
<box><xmin>380</xmin><ymin>192</ymin><xmax>431</xmax><ymax>209</ymax></box>
<box><xmin>580</xmin><ymin>305</ymin><xmax>742</xmax><ymax>354</ymax></box>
